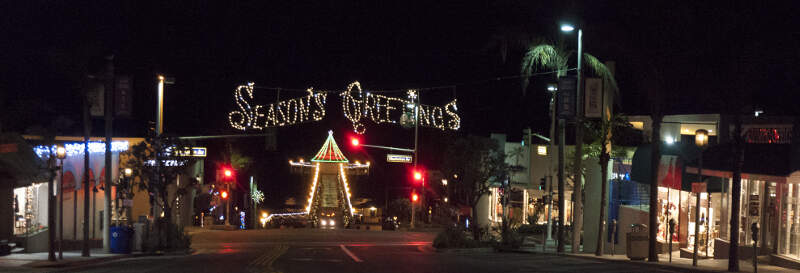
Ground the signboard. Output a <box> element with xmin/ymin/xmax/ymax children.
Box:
<box><xmin>691</xmin><ymin>182</ymin><xmax>706</xmax><ymax>193</ymax></box>
<box><xmin>557</xmin><ymin>76</ymin><xmax>577</xmax><ymax>119</ymax></box>
<box><xmin>115</xmin><ymin>75</ymin><xmax>133</xmax><ymax>117</ymax></box>
<box><xmin>386</xmin><ymin>154</ymin><xmax>413</xmax><ymax>163</ymax></box>
<box><xmin>0</xmin><ymin>143</ymin><xmax>17</xmax><ymax>153</ymax></box>
<box><xmin>749</xmin><ymin>195</ymin><xmax>760</xmax><ymax>216</ymax></box>
<box><xmin>174</xmin><ymin>147</ymin><xmax>207</xmax><ymax>157</ymax></box>
<box><xmin>584</xmin><ymin>77</ymin><xmax>603</xmax><ymax>118</ymax></box>
<box><xmin>88</xmin><ymin>82</ymin><xmax>105</xmax><ymax>117</ymax></box>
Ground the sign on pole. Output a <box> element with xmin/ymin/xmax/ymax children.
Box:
<box><xmin>115</xmin><ymin>75</ymin><xmax>134</xmax><ymax>117</ymax></box>
<box><xmin>584</xmin><ymin>77</ymin><xmax>603</xmax><ymax>118</ymax></box>
<box><xmin>749</xmin><ymin>195</ymin><xmax>760</xmax><ymax>216</ymax></box>
<box><xmin>387</xmin><ymin>154</ymin><xmax>413</xmax><ymax>163</ymax></box>
<box><xmin>557</xmin><ymin>76</ymin><xmax>577</xmax><ymax>119</ymax></box>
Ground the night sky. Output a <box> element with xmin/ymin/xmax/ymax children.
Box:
<box><xmin>2</xmin><ymin>1</ymin><xmax>799</xmax><ymax>208</ymax></box>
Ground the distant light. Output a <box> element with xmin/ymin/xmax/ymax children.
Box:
<box><xmin>369</xmin><ymin>207</ymin><xmax>376</xmax><ymax>211</ymax></box>
<box><xmin>321</xmin><ymin>219</ymin><xmax>328</xmax><ymax>226</ymax></box>
<box><xmin>444</xmin><ymin>197</ymin><xmax>448</xmax><ymax>203</ymax></box>
<box><xmin>537</xmin><ymin>145</ymin><xmax>548</xmax><ymax>156</ymax></box>
<box><xmin>547</xmin><ymin>83</ymin><xmax>558</xmax><ymax>92</ymax></box>
<box><xmin>441</xmin><ymin>179</ymin><xmax>448</xmax><ymax>186</ymax></box>
<box><xmin>560</xmin><ymin>25</ymin><xmax>575</xmax><ymax>32</ymax></box>
<box><xmin>329</xmin><ymin>220</ymin><xmax>335</xmax><ymax>226</ymax></box>
<box><xmin>665</xmin><ymin>136</ymin><xmax>675</xmax><ymax>145</ymax></box>
<box><xmin>755</xmin><ymin>110</ymin><xmax>764</xmax><ymax>117</ymax></box>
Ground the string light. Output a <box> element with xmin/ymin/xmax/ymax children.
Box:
<box><xmin>339</xmin><ymin>81</ymin><xmax>460</xmax><ymax>134</ymax></box>
<box><xmin>306</xmin><ymin>163</ymin><xmax>320</xmax><ymax>213</ymax></box>
<box><xmin>229</xmin><ymin>81</ymin><xmax>459</xmax><ymax>133</ymax></box>
<box><xmin>229</xmin><ymin>83</ymin><xmax>327</xmax><ymax>131</ymax></box>
<box><xmin>339</xmin><ymin>163</ymin><xmax>354</xmax><ymax>217</ymax></box>
<box><xmin>34</xmin><ymin>141</ymin><xmax>130</xmax><ymax>158</ymax></box>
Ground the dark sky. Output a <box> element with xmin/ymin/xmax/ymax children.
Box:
<box><xmin>2</xmin><ymin>1</ymin><xmax>799</xmax><ymax>208</ymax></box>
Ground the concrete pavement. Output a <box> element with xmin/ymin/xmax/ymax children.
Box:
<box><xmin>0</xmin><ymin>228</ymin><xmax>759</xmax><ymax>272</ymax></box>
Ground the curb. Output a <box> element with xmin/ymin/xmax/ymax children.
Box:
<box><xmin>524</xmin><ymin>251</ymin><xmax>724</xmax><ymax>273</ymax></box>
<box><xmin>434</xmin><ymin>247</ymin><xmax>494</xmax><ymax>254</ymax></box>
<box><xmin>27</xmin><ymin>255</ymin><xmax>130</xmax><ymax>269</ymax></box>
<box><xmin>26</xmin><ymin>250</ymin><xmax>193</xmax><ymax>269</ymax></box>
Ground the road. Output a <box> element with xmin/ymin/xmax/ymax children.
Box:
<box><xmin>35</xmin><ymin>228</ymin><xmax>685</xmax><ymax>273</ymax></box>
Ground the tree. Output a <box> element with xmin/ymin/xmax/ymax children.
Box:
<box><xmin>584</xmin><ymin>114</ymin><xmax>634</xmax><ymax>255</ymax></box>
<box><xmin>442</xmin><ymin>135</ymin><xmax>508</xmax><ymax>240</ymax></box>
<box><xmin>521</xmin><ymin>42</ymin><xmax>619</xmax><ymax>253</ymax></box>
<box><xmin>123</xmin><ymin>135</ymin><xmax>198</xmax><ymax>251</ymax></box>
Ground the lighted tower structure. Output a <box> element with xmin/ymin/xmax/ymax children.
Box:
<box><xmin>290</xmin><ymin>131</ymin><xmax>369</xmax><ymax>227</ymax></box>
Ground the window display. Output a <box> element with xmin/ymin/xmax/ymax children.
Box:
<box><xmin>13</xmin><ymin>183</ymin><xmax>49</xmax><ymax>235</ymax></box>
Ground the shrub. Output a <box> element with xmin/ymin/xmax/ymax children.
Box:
<box><xmin>516</xmin><ymin>224</ymin><xmax>545</xmax><ymax>235</ymax></box>
<box><xmin>433</xmin><ymin>226</ymin><xmax>482</xmax><ymax>249</ymax></box>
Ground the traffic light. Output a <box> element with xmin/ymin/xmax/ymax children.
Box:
<box><xmin>539</xmin><ymin>177</ymin><xmax>546</xmax><ymax>190</ymax></box>
<box><xmin>224</xmin><ymin>169</ymin><xmax>232</xmax><ymax>178</ymax></box>
<box><xmin>350</xmin><ymin>137</ymin><xmax>360</xmax><ymax>147</ymax></box>
<box><xmin>414</xmin><ymin>171</ymin><xmax>423</xmax><ymax>181</ymax></box>
<box><xmin>411</xmin><ymin>193</ymin><xmax>419</xmax><ymax>202</ymax></box>
<box><xmin>221</xmin><ymin>191</ymin><xmax>228</xmax><ymax>199</ymax></box>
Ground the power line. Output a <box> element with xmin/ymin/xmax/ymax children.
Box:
<box><xmin>247</xmin><ymin>69</ymin><xmax>574</xmax><ymax>94</ymax></box>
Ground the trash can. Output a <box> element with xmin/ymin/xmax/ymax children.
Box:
<box><xmin>132</xmin><ymin>222</ymin><xmax>146</xmax><ymax>252</ymax></box>
<box><xmin>110</xmin><ymin>226</ymin><xmax>132</xmax><ymax>254</ymax></box>
<box><xmin>626</xmin><ymin>224</ymin><xmax>648</xmax><ymax>260</ymax></box>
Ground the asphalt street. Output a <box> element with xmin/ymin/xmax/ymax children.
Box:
<box><xmin>17</xmin><ymin>228</ymin><xmax>687</xmax><ymax>273</ymax></box>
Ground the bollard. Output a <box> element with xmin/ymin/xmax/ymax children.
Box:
<box><xmin>752</xmin><ymin>223</ymin><xmax>759</xmax><ymax>273</ymax></box>
<box><xmin>668</xmin><ymin>219</ymin><xmax>676</xmax><ymax>263</ymax></box>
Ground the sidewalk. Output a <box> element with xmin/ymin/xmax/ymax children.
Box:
<box><xmin>0</xmin><ymin>249</ymin><xmax>125</xmax><ymax>268</ymax></box>
<box><xmin>521</xmin><ymin>241</ymin><xmax>799</xmax><ymax>273</ymax></box>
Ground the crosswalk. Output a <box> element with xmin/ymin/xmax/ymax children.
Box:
<box><xmin>246</xmin><ymin>245</ymin><xmax>289</xmax><ymax>273</ymax></box>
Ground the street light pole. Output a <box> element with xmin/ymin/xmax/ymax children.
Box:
<box><xmin>693</xmin><ymin>129</ymin><xmax>709</xmax><ymax>266</ymax></box>
<box><xmin>572</xmin><ymin>27</ymin><xmax>585</xmax><ymax>255</ymax></box>
<box><xmin>412</xmin><ymin>93</ymin><xmax>419</xmax><ymax>229</ymax></box>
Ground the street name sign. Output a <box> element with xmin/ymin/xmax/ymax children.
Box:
<box><xmin>386</xmin><ymin>154</ymin><xmax>412</xmax><ymax>163</ymax></box>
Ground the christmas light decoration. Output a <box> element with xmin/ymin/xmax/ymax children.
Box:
<box><xmin>311</xmin><ymin>131</ymin><xmax>349</xmax><ymax>163</ymax></box>
<box><xmin>251</xmin><ymin>188</ymin><xmax>264</xmax><ymax>204</ymax></box>
<box><xmin>339</xmin><ymin>163</ymin><xmax>354</xmax><ymax>217</ymax></box>
<box><xmin>229</xmin><ymin>83</ymin><xmax>327</xmax><ymax>131</ymax></box>
<box><xmin>339</xmin><ymin>81</ymin><xmax>460</xmax><ymax>134</ymax></box>
<box><xmin>33</xmin><ymin>141</ymin><xmax>130</xmax><ymax>158</ymax></box>
<box><xmin>306</xmin><ymin>163</ymin><xmax>320</xmax><ymax>213</ymax></box>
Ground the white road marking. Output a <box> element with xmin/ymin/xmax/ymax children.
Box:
<box><xmin>339</xmin><ymin>245</ymin><xmax>363</xmax><ymax>262</ymax></box>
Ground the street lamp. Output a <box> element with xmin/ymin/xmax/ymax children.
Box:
<box><xmin>560</xmin><ymin>22</ymin><xmax>584</xmax><ymax>255</ymax></box>
<box><xmin>55</xmin><ymin>144</ymin><xmax>65</xmax><ymax>260</ymax></box>
<box><xmin>693</xmin><ymin>129</ymin><xmax>709</xmax><ymax>266</ymax></box>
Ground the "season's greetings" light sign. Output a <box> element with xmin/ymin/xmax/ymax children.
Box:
<box><xmin>228</xmin><ymin>81</ymin><xmax>460</xmax><ymax>134</ymax></box>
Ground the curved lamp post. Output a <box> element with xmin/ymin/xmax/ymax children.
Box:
<box><xmin>693</xmin><ymin>129</ymin><xmax>709</xmax><ymax>266</ymax></box>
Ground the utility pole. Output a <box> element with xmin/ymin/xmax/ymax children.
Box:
<box><xmin>102</xmin><ymin>55</ymin><xmax>114</xmax><ymax>253</ymax></box>
<box><xmin>411</xmin><ymin>92</ymin><xmax>419</xmax><ymax>229</ymax></box>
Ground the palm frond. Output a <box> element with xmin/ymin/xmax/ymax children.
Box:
<box><xmin>520</xmin><ymin>44</ymin><xmax>568</xmax><ymax>94</ymax></box>
<box><xmin>582</xmin><ymin>53</ymin><xmax>619</xmax><ymax>97</ymax></box>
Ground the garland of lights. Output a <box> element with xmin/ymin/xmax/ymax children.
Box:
<box><xmin>228</xmin><ymin>81</ymin><xmax>460</xmax><ymax>134</ymax></box>
<box><xmin>228</xmin><ymin>83</ymin><xmax>328</xmax><ymax>131</ymax></box>
<box><xmin>306</xmin><ymin>164</ymin><xmax>320</xmax><ymax>213</ymax></box>
<box><xmin>339</xmin><ymin>163</ymin><xmax>354</xmax><ymax>217</ymax></box>
<box><xmin>339</xmin><ymin>81</ymin><xmax>460</xmax><ymax>134</ymax></box>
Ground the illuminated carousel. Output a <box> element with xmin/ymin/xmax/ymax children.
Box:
<box><xmin>290</xmin><ymin>131</ymin><xmax>369</xmax><ymax>228</ymax></box>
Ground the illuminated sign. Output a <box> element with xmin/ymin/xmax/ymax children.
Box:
<box><xmin>386</xmin><ymin>154</ymin><xmax>413</xmax><ymax>163</ymax></box>
<box><xmin>173</xmin><ymin>147</ymin><xmax>207</xmax><ymax>157</ymax></box>
<box><xmin>34</xmin><ymin>141</ymin><xmax>130</xmax><ymax>158</ymax></box>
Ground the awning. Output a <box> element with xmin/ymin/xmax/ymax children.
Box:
<box><xmin>630</xmin><ymin>142</ymin><xmax>723</xmax><ymax>192</ymax></box>
<box><xmin>0</xmin><ymin>133</ymin><xmax>47</xmax><ymax>188</ymax></box>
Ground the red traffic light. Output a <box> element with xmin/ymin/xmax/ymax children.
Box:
<box><xmin>221</xmin><ymin>191</ymin><xmax>228</xmax><ymax>199</ymax></box>
<box><xmin>224</xmin><ymin>169</ymin><xmax>232</xmax><ymax>178</ymax></box>
<box><xmin>350</xmin><ymin>138</ymin><xmax>360</xmax><ymax>147</ymax></box>
<box><xmin>411</xmin><ymin>193</ymin><xmax>419</xmax><ymax>202</ymax></box>
<box><xmin>413</xmin><ymin>171</ymin><xmax>423</xmax><ymax>181</ymax></box>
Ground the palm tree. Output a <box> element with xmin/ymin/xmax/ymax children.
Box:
<box><xmin>521</xmin><ymin>42</ymin><xmax>619</xmax><ymax>254</ymax></box>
